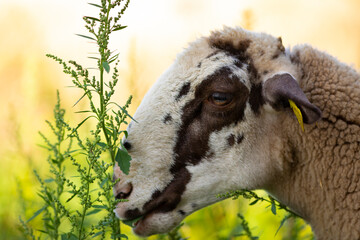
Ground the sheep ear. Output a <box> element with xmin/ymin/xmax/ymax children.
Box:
<box><xmin>262</xmin><ymin>73</ymin><xmax>322</xmax><ymax>124</ymax></box>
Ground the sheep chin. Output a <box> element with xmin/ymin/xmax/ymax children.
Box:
<box><xmin>132</xmin><ymin>211</ymin><xmax>183</xmax><ymax>237</ymax></box>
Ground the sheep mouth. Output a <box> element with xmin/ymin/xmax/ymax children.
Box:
<box><xmin>121</xmin><ymin>205</ymin><xmax>164</xmax><ymax>235</ymax></box>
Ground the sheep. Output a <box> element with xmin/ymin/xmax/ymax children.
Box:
<box><xmin>113</xmin><ymin>26</ymin><xmax>360</xmax><ymax>239</ymax></box>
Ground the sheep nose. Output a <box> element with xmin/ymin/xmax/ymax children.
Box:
<box><xmin>115</xmin><ymin>182</ymin><xmax>133</xmax><ymax>200</ymax></box>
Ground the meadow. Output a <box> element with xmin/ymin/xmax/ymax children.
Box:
<box><xmin>0</xmin><ymin>0</ymin><xmax>359</xmax><ymax>239</ymax></box>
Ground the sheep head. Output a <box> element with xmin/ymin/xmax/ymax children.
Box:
<box><xmin>113</xmin><ymin>27</ymin><xmax>321</xmax><ymax>236</ymax></box>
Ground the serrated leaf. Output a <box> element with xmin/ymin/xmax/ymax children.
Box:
<box><xmin>113</xmin><ymin>25</ymin><xmax>127</xmax><ymax>31</ymax></box>
<box><xmin>102</xmin><ymin>61</ymin><xmax>110</xmax><ymax>73</ymax></box>
<box><xmin>75</xmin><ymin>34</ymin><xmax>96</xmax><ymax>41</ymax></box>
<box><xmin>289</xmin><ymin>99</ymin><xmax>304</xmax><ymax>132</ymax></box>
<box><xmin>115</xmin><ymin>148</ymin><xmax>131</xmax><ymax>175</ymax></box>
<box><xmin>27</xmin><ymin>207</ymin><xmax>46</xmax><ymax>223</ymax></box>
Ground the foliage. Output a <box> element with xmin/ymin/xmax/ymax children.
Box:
<box><xmin>217</xmin><ymin>190</ymin><xmax>313</xmax><ymax>239</ymax></box>
<box><xmin>19</xmin><ymin>1</ymin><xmax>133</xmax><ymax>239</ymax></box>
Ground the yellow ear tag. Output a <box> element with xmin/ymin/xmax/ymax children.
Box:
<box><xmin>288</xmin><ymin>99</ymin><xmax>304</xmax><ymax>132</ymax></box>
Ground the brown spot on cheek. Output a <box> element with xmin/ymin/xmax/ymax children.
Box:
<box><xmin>163</xmin><ymin>113</ymin><xmax>172</xmax><ymax>124</ymax></box>
<box><xmin>227</xmin><ymin>134</ymin><xmax>235</xmax><ymax>146</ymax></box>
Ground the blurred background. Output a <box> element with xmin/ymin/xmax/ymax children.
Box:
<box><xmin>0</xmin><ymin>0</ymin><xmax>359</xmax><ymax>239</ymax></box>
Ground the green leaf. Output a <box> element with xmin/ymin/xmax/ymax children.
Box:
<box><xmin>37</xmin><ymin>144</ymin><xmax>52</xmax><ymax>150</ymax></box>
<box><xmin>61</xmin><ymin>233</ymin><xmax>78</xmax><ymax>240</ymax></box>
<box><xmin>115</xmin><ymin>147</ymin><xmax>131</xmax><ymax>175</ymax></box>
<box><xmin>122</xmin><ymin>216</ymin><xmax>143</xmax><ymax>227</ymax></box>
<box><xmin>271</xmin><ymin>201</ymin><xmax>277</xmax><ymax>215</ymax></box>
<box><xmin>27</xmin><ymin>207</ymin><xmax>46</xmax><ymax>223</ymax></box>
<box><xmin>275</xmin><ymin>215</ymin><xmax>292</xmax><ymax>236</ymax></box>
<box><xmin>88</xmin><ymin>3</ymin><xmax>102</xmax><ymax>8</ymax></box>
<box><xmin>108</xmin><ymin>53</ymin><xmax>119</xmax><ymax>64</ymax></box>
<box><xmin>73</xmin><ymin>90</ymin><xmax>89</xmax><ymax>107</ymax></box>
<box><xmin>85</xmin><ymin>208</ymin><xmax>102</xmax><ymax>216</ymax></box>
<box><xmin>72</xmin><ymin>115</ymin><xmax>94</xmax><ymax>133</ymax></box>
<box><xmin>44</xmin><ymin>178</ymin><xmax>54</xmax><ymax>183</ymax></box>
<box><xmin>66</xmin><ymin>190</ymin><xmax>79</xmax><ymax>202</ymax></box>
<box><xmin>112</xmin><ymin>233</ymin><xmax>128</xmax><ymax>239</ymax></box>
<box><xmin>100</xmin><ymin>176</ymin><xmax>109</xmax><ymax>188</ymax></box>
<box><xmin>102</xmin><ymin>61</ymin><xmax>110</xmax><ymax>73</ymax></box>
<box><xmin>92</xmin><ymin>231</ymin><xmax>104</xmax><ymax>238</ymax></box>
<box><xmin>249</xmin><ymin>199</ymin><xmax>259</xmax><ymax>205</ymax></box>
<box><xmin>113</xmin><ymin>25</ymin><xmax>127</xmax><ymax>31</ymax></box>
<box><xmin>75</xmin><ymin>34</ymin><xmax>96</xmax><ymax>41</ymax></box>
<box><xmin>92</xmin><ymin>205</ymin><xmax>107</xmax><ymax>209</ymax></box>
<box><xmin>96</xmin><ymin>142</ymin><xmax>107</xmax><ymax>148</ymax></box>
<box><xmin>110</xmin><ymin>102</ymin><xmax>137</xmax><ymax>123</ymax></box>
<box><xmin>84</xmin><ymin>16</ymin><xmax>100</xmax><ymax>22</ymax></box>
<box><xmin>75</xmin><ymin>110</ymin><xmax>92</xmax><ymax>114</ymax></box>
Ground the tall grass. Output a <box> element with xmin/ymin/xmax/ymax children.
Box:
<box><xmin>19</xmin><ymin>1</ymin><xmax>132</xmax><ymax>239</ymax></box>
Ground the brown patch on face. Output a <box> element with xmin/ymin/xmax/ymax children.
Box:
<box><xmin>249</xmin><ymin>83</ymin><xmax>264</xmax><ymax>115</ymax></box>
<box><xmin>173</xmin><ymin>66</ymin><xmax>250</xmax><ymax>167</ymax></box>
<box><xmin>208</xmin><ymin>39</ymin><xmax>251</xmax><ymax>64</ymax></box>
<box><xmin>176</xmin><ymin>82</ymin><xmax>191</xmax><ymax>100</ymax></box>
<box><xmin>144</xmin><ymin>168</ymin><xmax>191</xmax><ymax>214</ymax></box>
<box><xmin>163</xmin><ymin>113</ymin><xmax>173</xmax><ymax>124</ymax></box>
<box><xmin>227</xmin><ymin>134</ymin><xmax>235</xmax><ymax>147</ymax></box>
<box><xmin>236</xmin><ymin>134</ymin><xmax>244</xmax><ymax>144</ymax></box>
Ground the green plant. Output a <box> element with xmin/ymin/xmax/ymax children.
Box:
<box><xmin>218</xmin><ymin>190</ymin><xmax>313</xmax><ymax>239</ymax></box>
<box><xmin>20</xmin><ymin>1</ymin><xmax>133</xmax><ymax>239</ymax></box>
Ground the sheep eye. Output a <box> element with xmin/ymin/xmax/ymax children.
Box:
<box><xmin>209</xmin><ymin>92</ymin><xmax>233</xmax><ymax>106</ymax></box>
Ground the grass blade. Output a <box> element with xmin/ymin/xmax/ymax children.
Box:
<box><xmin>27</xmin><ymin>207</ymin><xmax>46</xmax><ymax>223</ymax></box>
<box><xmin>88</xmin><ymin>3</ymin><xmax>102</xmax><ymax>8</ymax></box>
<box><xmin>75</xmin><ymin>34</ymin><xmax>96</xmax><ymax>41</ymax></box>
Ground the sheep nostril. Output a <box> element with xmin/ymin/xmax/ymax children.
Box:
<box><xmin>115</xmin><ymin>183</ymin><xmax>133</xmax><ymax>200</ymax></box>
<box><xmin>123</xmin><ymin>141</ymin><xmax>132</xmax><ymax>151</ymax></box>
